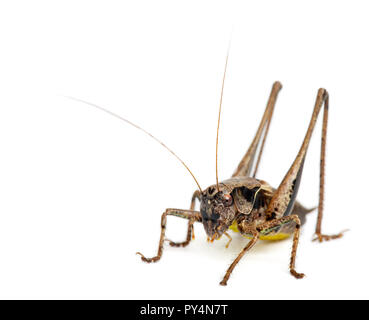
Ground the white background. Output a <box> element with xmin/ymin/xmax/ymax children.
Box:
<box><xmin>0</xmin><ymin>1</ymin><xmax>368</xmax><ymax>299</ymax></box>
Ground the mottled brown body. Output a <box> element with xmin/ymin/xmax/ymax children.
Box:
<box><xmin>206</xmin><ymin>177</ymin><xmax>312</xmax><ymax>237</ymax></box>
<box><xmin>137</xmin><ymin>81</ymin><xmax>345</xmax><ymax>285</ymax></box>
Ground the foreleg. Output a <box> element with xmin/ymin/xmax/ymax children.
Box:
<box><xmin>167</xmin><ymin>190</ymin><xmax>201</xmax><ymax>247</ymax></box>
<box><xmin>136</xmin><ymin>208</ymin><xmax>201</xmax><ymax>263</ymax></box>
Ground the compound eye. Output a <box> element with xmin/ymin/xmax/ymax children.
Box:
<box><xmin>223</xmin><ymin>193</ymin><xmax>233</xmax><ymax>206</ymax></box>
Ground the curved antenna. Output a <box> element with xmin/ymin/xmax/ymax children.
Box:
<box><xmin>64</xmin><ymin>96</ymin><xmax>203</xmax><ymax>193</ymax></box>
<box><xmin>215</xmin><ymin>49</ymin><xmax>230</xmax><ymax>192</ymax></box>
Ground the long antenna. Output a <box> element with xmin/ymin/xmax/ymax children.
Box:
<box><xmin>64</xmin><ymin>96</ymin><xmax>203</xmax><ymax>193</ymax></box>
<box><xmin>215</xmin><ymin>48</ymin><xmax>230</xmax><ymax>192</ymax></box>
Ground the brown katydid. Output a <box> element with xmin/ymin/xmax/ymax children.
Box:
<box><xmin>68</xmin><ymin>68</ymin><xmax>345</xmax><ymax>286</ymax></box>
<box><xmin>134</xmin><ymin>78</ymin><xmax>346</xmax><ymax>285</ymax></box>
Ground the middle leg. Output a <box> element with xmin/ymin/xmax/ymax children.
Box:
<box><xmin>258</xmin><ymin>214</ymin><xmax>305</xmax><ymax>279</ymax></box>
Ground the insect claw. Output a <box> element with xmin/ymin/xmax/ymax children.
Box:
<box><xmin>219</xmin><ymin>279</ymin><xmax>228</xmax><ymax>286</ymax></box>
<box><xmin>290</xmin><ymin>269</ymin><xmax>305</xmax><ymax>279</ymax></box>
<box><xmin>312</xmin><ymin>229</ymin><xmax>348</xmax><ymax>242</ymax></box>
<box><xmin>165</xmin><ymin>238</ymin><xmax>179</xmax><ymax>246</ymax></box>
<box><xmin>136</xmin><ymin>252</ymin><xmax>159</xmax><ymax>263</ymax></box>
<box><xmin>164</xmin><ymin>238</ymin><xmax>178</xmax><ymax>247</ymax></box>
<box><xmin>136</xmin><ymin>251</ymin><xmax>147</xmax><ymax>261</ymax></box>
